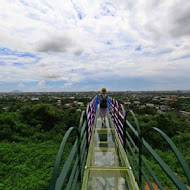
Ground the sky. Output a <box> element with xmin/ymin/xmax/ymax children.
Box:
<box><xmin>0</xmin><ymin>0</ymin><xmax>190</xmax><ymax>92</ymax></box>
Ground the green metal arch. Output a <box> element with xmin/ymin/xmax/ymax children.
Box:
<box><xmin>48</xmin><ymin>127</ymin><xmax>80</xmax><ymax>190</ymax></box>
<box><xmin>128</xmin><ymin>110</ymin><xmax>143</xmax><ymax>188</ymax></box>
<box><xmin>126</xmin><ymin>118</ymin><xmax>189</xmax><ymax>190</ymax></box>
<box><xmin>151</xmin><ymin>127</ymin><xmax>190</xmax><ymax>185</ymax></box>
<box><xmin>125</xmin><ymin>131</ymin><xmax>164</xmax><ymax>190</ymax></box>
<box><xmin>129</xmin><ymin>110</ymin><xmax>140</xmax><ymax>135</ymax></box>
<box><xmin>78</xmin><ymin>110</ymin><xmax>85</xmax><ymax>131</ymax></box>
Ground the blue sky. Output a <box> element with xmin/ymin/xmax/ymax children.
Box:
<box><xmin>0</xmin><ymin>0</ymin><xmax>190</xmax><ymax>92</ymax></box>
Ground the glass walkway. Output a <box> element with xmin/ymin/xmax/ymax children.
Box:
<box><xmin>81</xmin><ymin>108</ymin><xmax>139</xmax><ymax>190</ymax></box>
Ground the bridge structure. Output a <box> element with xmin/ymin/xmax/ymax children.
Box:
<box><xmin>48</xmin><ymin>96</ymin><xmax>190</xmax><ymax>190</ymax></box>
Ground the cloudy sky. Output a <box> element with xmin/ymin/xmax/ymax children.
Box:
<box><xmin>0</xmin><ymin>0</ymin><xmax>190</xmax><ymax>92</ymax></box>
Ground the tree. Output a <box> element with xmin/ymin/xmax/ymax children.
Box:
<box><xmin>19</xmin><ymin>104</ymin><xmax>59</xmax><ymax>131</ymax></box>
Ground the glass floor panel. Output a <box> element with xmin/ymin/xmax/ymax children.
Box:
<box><xmin>91</xmin><ymin>117</ymin><xmax>124</xmax><ymax>167</ymax></box>
<box><xmin>88</xmin><ymin>168</ymin><xmax>131</xmax><ymax>190</ymax></box>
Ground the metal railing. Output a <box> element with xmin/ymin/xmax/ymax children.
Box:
<box><xmin>86</xmin><ymin>96</ymin><xmax>99</xmax><ymax>143</ymax></box>
<box><xmin>107</xmin><ymin>96</ymin><xmax>126</xmax><ymax>147</ymax></box>
<box><xmin>108</xmin><ymin>96</ymin><xmax>190</xmax><ymax>190</ymax></box>
<box><xmin>49</xmin><ymin>96</ymin><xmax>98</xmax><ymax>190</ymax></box>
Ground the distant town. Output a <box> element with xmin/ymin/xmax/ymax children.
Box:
<box><xmin>0</xmin><ymin>91</ymin><xmax>190</xmax><ymax>122</ymax></box>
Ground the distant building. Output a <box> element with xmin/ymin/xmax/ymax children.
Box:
<box><xmin>160</xmin><ymin>97</ymin><xmax>171</xmax><ymax>101</ymax></box>
<box><xmin>160</xmin><ymin>105</ymin><xmax>170</xmax><ymax>111</ymax></box>
<box><xmin>168</xmin><ymin>99</ymin><xmax>178</xmax><ymax>103</ymax></box>
<box><xmin>155</xmin><ymin>105</ymin><xmax>160</xmax><ymax>110</ymax></box>
<box><xmin>64</xmin><ymin>103</ymin><xmax>72</xmax><ymax>109</ymax></box>
<box><xmin>180</xmin><ymin>111</ymin><xmax>190</xmax><ymax>117</ymax></box>
<box><xmin>64</xmin><ymin>102</ymin><xmax>77</xmax><ymax>109</ymax></box>
<box><xmin>140</xmin><ymin>105</ymin><xmax>146</xmax><ymax>109</ymax></box>
<box><xmin>124</xmin><ymin>102</ymin><xmax>131</xmax><ymax>105</ymax></box>
<box><xmin>52</xmin><ymin>96</ymin><xmax>60</xmax><ymax>100</ymax></box>
<box><xmin>57</xmin><ymin>99</ymin><xmax>62</xmax><ymax>106</ymax></box>
<box><xmin>133</xmin><ymin>101</ymin><xmax>140</xmax><ymax>106</ymax></box>
<box><xmin>77</xmin><ymin>102</ymin><xmax>84</xmax><ymax>106</ymax></box>
<box><xmin>179</xmin><ymin>96</ymin><xmax>190</xmax><ymax>99</ymax></box>
<box><xmin>146</xmin><ymin>103</ymin><xmax>154</xmax><ymax>108</ymax></box>
<box><xmin>3</xmin><ymin>107</ymin><xmax>9</xmax><ymax>112</ymax></box>
<box><xmin>31</xmin><ymin>97</ymin><xmax>39</xmax><ymax>101</ymax></box>
<box><xmin>152</xmin><ymin>96</ymin><xmax>159</xmax><ymax>100</ymax></box>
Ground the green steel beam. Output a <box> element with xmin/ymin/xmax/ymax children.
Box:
<box><xmin>55</xmin><ymin>139</ymin><xmax>79</xmax><ymax>190</ymax></box>
<box><xmin>48</xmin><ymin>127</ymin><xmax>80</xmax><ymax>190</ymax></box>
<box><xmin>81</xmin><ymin>151</ymin><xmax>88</xmax><ymax>178</ymax></box>
<box><xmin>80</xmin><ymin>120</ymin><xmax>87</xmax><ymax>138</ymax></box>
<box><xmin>79</xmin><ymin>111</ymin><xmax>85</xmax><ymax>131</ymax></box>
<box><xmin>128</xmin><ymin>110</ymin><xmax>143</xmax><ymax>188</ymax></box>
<box><xmin>71</xmin><ymin>168</ymin><xmax>80</xmax><ymax>190</ymax></box>
<box><xmin>80</xmin><ymin>131</ymin><xmax>87</xmax><ymax>152</ymax></box>
<box><xmin>125</xmin><ymin>130</ymin><xmax>164</xmax><ymax>190</ymax></box>
<box><xmin>66</xmin><ymin>156</ymin><xmax>79</xmax><ymax>190</ymax></box>
<box><xmin>126</xmin><ymin>119</ymin><xmax>189</xmax><ymax>190</ymax></box>
<box><xmin>125</xmin><ymin>138</ymin><xmax>154</xmax><ymax>190</ymax></box>
<box><xmin>125</xmin><ymin>144</ymin><xmax>138</xmax><ymax>180</ymax></box>
<box><xmin>152</xmin><ymin>127</ymin><xmax>190</xmax><ymax>185</ymax></box>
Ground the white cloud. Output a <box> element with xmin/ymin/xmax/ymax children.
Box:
<box><xmin>0</xmin><ymin>0</ymin><xmax>190</xmax><ymax>91</ymax></box>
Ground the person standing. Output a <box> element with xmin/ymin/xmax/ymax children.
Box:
<box><xmin>99</xmin><ymin>88</ymin><xmax>108</xmax><ymax>126</ymax></box>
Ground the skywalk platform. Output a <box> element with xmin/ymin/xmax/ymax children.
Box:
<box><xmin>81</xmin><ymin>108</ymin><xmax>139</xmax><ymax>190</ymax></box>
<box><xmin>49</xmin><ymin>96</ymin><xmax>190</xmax><ymax>190</ymax></box>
